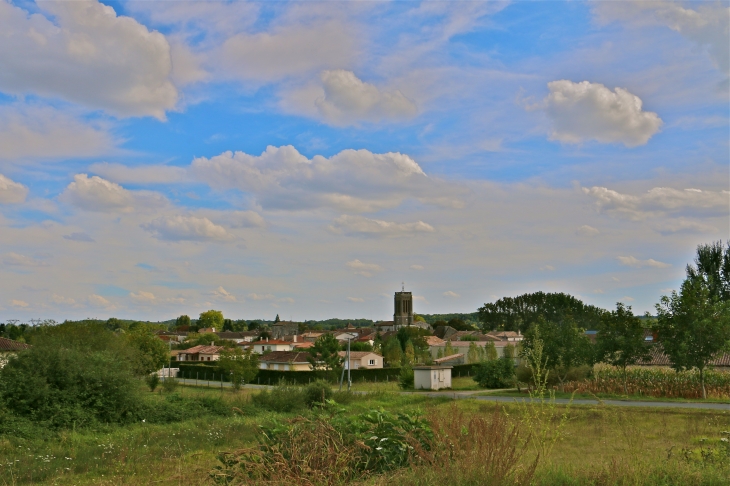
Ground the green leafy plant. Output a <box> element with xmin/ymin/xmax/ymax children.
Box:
<box><xmin>398</xmin><ymin>365</ymin><xmax>414</xmax><ymax>390</ymax></box>
<box><xmin>473</xmin><ymin>357</ymin><xmax>514</xmax><ymax>388</ymax></box>
<box><xmin>145</xmin><ymin>373</ymin><xmax>160</xmax><ymax>392</ymax></box>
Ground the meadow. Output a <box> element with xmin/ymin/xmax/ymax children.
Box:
<box><xmin>1</xmin><ymin>382</ymin><xmax>729</xmax><ymax>485</ymax></box>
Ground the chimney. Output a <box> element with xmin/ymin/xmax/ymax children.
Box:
<box><xmin>294</xmin><ymin>335</ymin><xmax>297</xmax><ymax>343</ymax></box>
<box><xmin>266</xmin><ymin>337</ymin><xmax>269</xmax><ymax>342</ymax></box>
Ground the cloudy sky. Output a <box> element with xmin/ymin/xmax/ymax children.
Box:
<box><xmin>0</xmin><ymin>0</ymin><xmax>728</xmax><ymax>322</ymax></box>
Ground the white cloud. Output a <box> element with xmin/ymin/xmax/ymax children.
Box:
<box><xmin>347</xmin><ymin>296</ymin><xmax>365</xmax><ymax>303</ymax></box>
<box><xmin>228</xmin><ymin>211</ymin><xmax>266</xmax><ymax>229</ymax></box>
<box><xmin>576</xmin><ymin>225</ymin><xmax>600</xmax><ymax>237</ymax></box>
<box><xmin>410</xmin><ymin>265</ymin><xmax>424</xmax><ymax>271</ymax></box>
<box><xmin>584</xmin><ymin>186</ymin><xmax>729</xmax><ymax>220</ymax></box>
<box><xmin>443</xmin><ymin>291</ymin><xmax>460</xmax><ymax>298</ymax></box>
<box><xmin>593</xmin><ymin>289</ymin><xmax>604</xmax><ymax>294</ymax></box>
<box><xmin>0</xmin><ymin>174</ymin><xmax>28</xmax><ymax>204</ymax></box>
<box><xmin>191</xmin><ymin>145</ymin><xmax>465</xmax><ymax>213</ymax></box>
<box><xmin>346</xmin><ymin>259</ymin><xmax>383</xmax><ymax>277</ymax></box>
<box><xmin>60</xmin><ymin>174</ymin><xmax>166</xmax><ymax>212</ymax></box>
<box><xmin>0</xmin><ymin>0</ymin><xmax>177</xmax><ymax>119</ymax></box>
<box><xmin>620</xmin><ymin>296</ymin><xmax>635</xmax><ymax>302</ymax></box>
<box><xmin>87</xmin><ymin>294</ymin><xmax>112</xmax><ymax>308</ymax></box>
<box><xmin>540</xmin><ymin>265</ymin><xmax>555</xmax><ymax>271</ymax></box>
<box><xmin>309</xmin><ymin>70</ymin><xmax>418</xmax><ymax>125</ymax></box>
<box><xmin>51</xmin><ymin>294</ymin><xmax>76</xmax><ymax>305</ymax></box>
<box><xmin>413</xmin><ymin>295</ymin><xmax>428</xmax><ymax>302</ymax></box>
<box><xmin>2</xmin><ymin>253</ymin><xmax>49</xmax><ymax>267</ymax></box>
<box><xmin>595</xmin><ymin>1</ymin><xmax>729</xmax><ymax>75</ymax></box>
<box><xmin>89</xmin><ymin>162</ymin><xmax>187</xmax><ymax>184</ymax></box>
<box><xmin>11</xmin><ymin>299</ymin><xmax>29</xmax><ymax>308</ymax></box>
<box><xmin>141</xmin><ymin>215</ymin><xmax>232</xmax><ymax>242</ymax></box>
<box><xmin>130</xmin><ymin>291</ymin><xmax>156</xmax><ymax>303</ymax></box>
<box><xmin>248</xmin><ymin>293</ymin><xmax>275</xmax><ymax>301</ymax></box>
<box><xmin>278</xmin><ymin>297</ymin><xmax>295</xmax><ymax>304</ymax></box>
<box><xmin>617</xmin><ymin>256</ymin><xmax>671</xmax><ymax>269</ymax></box>
<box><xmin>211</xmin><ymin>286</ymin><xmax>236</xmax><ymax>302</ymax></box>
<box><xmin>541</xmin><ymin>80</ymin><xmax>662</xmax><ymax>147</ymax></box>
<box><xmin>328</xmin><ymin>215</ymin><xmax>435</xmax><ymax>238</ymax></box>
<box><xmin>0</xmin><ymin>106</ymin><xmax>114</xmax><ymax>161</ymax></box>
<box><xmin>219</xmin><ymin>22</ymin><xmax>354</xmax><ymax>82</ymax></box>
<box><xmin>63</xmin><ymin>232</ymin><xmax>95</xmax><ymax>243</ymax></box>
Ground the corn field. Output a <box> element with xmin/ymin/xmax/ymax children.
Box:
<box><xmin>562</xmin><ymin>365</ymin><xmax>730</xmax><ymax>399</ymax></box>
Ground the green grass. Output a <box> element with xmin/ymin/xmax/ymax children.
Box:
<box><xmin>477</xmin><ymin>389</ymin><xmax>730</xmax><ymax>403</ymax></box>
<box><xmin>348</xmin><ymin>375</ymin><xmax>480</xmax><ymax>393</ymax></box>
<box><xmin>2</xmin><ymin>384</ymin><xmax>729</xmax><ymax>485</ymax></box>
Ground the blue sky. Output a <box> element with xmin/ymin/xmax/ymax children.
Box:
<box><xmin>0</xmin><ymin>0</ymin><xmax>727</xmax><ymax>322</ymax></box>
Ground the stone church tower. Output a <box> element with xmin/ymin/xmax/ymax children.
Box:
<box><xmin>394</xmin><ymin>284</ymin><xmax>413</xmax><ymax>328</ymax></box>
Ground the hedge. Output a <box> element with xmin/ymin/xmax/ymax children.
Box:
<box><xmin>177</xmin><ymin>364</ymin><xmax>232</xmax><ymax>382</ymax></box>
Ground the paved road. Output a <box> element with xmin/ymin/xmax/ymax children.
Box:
<box><xmin>175</xmin><ymin>378</ymin><xmax>730</xmax><ymax>411</ymax></box>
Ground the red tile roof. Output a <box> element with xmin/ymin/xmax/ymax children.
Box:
<box><xmin>434</xmin><ymin>353</ymin><xmax>464</xmax><ymax>364</ymax></box>
<box><xmin>259</xmin><ymin>351</ymin><xmax>312</xmax><ymax>363</ymax></box>
<box><xmin>0</xmin><ymin>337</ymin><xmax>30</xmax><ymax>351</ymax></box>
<box><xmin>338</xmin><ymin>351</ymin><xmax>382</xmax><ymax>359</ymax></box>
<box><xmin>640</xmin><ymin>345</ymin><xmax>730</xmax><ymax>367</ymax></box>
<box><xmin>180</xmin><ymin>345</ymin><xmax>224</xmax><ymax>354</ymax></box>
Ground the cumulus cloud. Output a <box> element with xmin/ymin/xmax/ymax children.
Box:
<box><xmin>0</xmin><ymin>0</ymin><xmax>177</xmax><ymax>119</ymax></box>
<box><xmin>63</xmin><ymin>232</ymin><xmax>95</xmax><ymax>243</ymax></box>
<box><xmin>2</xmin><ymin>253</ymin><xmax>49</xmax><ymax>267</ymax></box>
<box><xmin>60</xmin><ymin>174</ymin><xmax>166</xmax><ymax>212</ymax></box>
<box><xmin>443</xmin><ymin>291</ymin><xmax>460</xmax><ymax>298</ymax></box>
<box><xmin>219</xmin><ymin>22</ymin><xmax>354</xmax><ymax>82</ymax></box>
<box><xmin>278</xmin><ymin>297</ymin><xmax>295</xmax><ymax>304</ymax></box>
<box><xmin>576</xmin><ymin>225</ymin><xmax>600</xmax><ymax>237</ymax></box>
<box><xmin>211</xmin><ymin>286</ymin><xmax>236</xmax><ymax>302</ymax></box>
<box><xmin>347</xmin><ymin>297</ymin><xmax>365</xmax><ymax>303</ymax></box>
<box><xmin>141</xmin><ymin>215</ymin><xmax>232</xmax><ymax>242</ymax></box>
<box><xmin>540</xmin><ymin>80</ymin><xmax>662</xmax><ymax>147</ymax></box>
<box><xmin>51</xmin><ymin>294</ymin><xmax>76</xmax><ymax>305</ymax></box>
<box><xmin>410</xmin><ymin>265</ymin><xmax>424</xmax><ymax>270</ymax></box>
<box><xmin>191</xmin><ymin>145</ymin><xmax>465</xmax><ymax>213</ymax></box>
<box><xmin>0</xmin><ymin>174</ymin><xmax>28</xmax><ymax>204</ymax></box>
<box><xmin>87</xmin><ymin>294</ymin><xmax>112</xmax><ymax>308</ymax></box>
<box><xmin>595</xmin><ymin>1</ymin><xmax>729</xmax><ymax>75</ymax></box>
<box><xmin>346</xmin><ymin>259</ymin><xmax>383</xmax><ymax>277</ymax></box>
<box><xmin>227</xmin><ymin>211</ymin><xmax>266</xmax><ymax>229</ymax></box>
<box><xmin>310</xmin><ymin>70</ymin><xmax>418</xmax><ymax>125</ymax></box>
<box><xmin>583</xmin><ymin>186</ymin><xmax>729</xmax><ymax>220</ymax></box>
<box><xmin>328</xmin><ymin>215</ymin><xmax>435</xmax><ymax>238</ymax></box>
<box><xmin>0</xmin><ymin>106</ymin><xmax>115</xmax><ymax>161</ymax></box>
<box><xmin>130</xmin><ymin>290</ymin><xmax>156</xmax><ymax>303</ymax></box>
<box><xmin>89</xmin><ymin>162</ymin><xmax>187</xmax><ymax>184</ymax></box>
<box><xmin>11</xmin><ymin>299</ymin><xmax>29</xmax><ymax>308</ymax></box>
<box><xmin>617</xmin><ymin>256</ymin><xmax>671</xmax><ymax>269</ymax></box>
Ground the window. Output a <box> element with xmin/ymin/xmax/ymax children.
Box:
<box><xmin>369</xmin><ymin>359</ymin><xmax>375</xmax><ymax>366</ymax></box>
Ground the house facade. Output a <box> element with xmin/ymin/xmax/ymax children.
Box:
<box><xmin>338</xmin><ymin>351</ymin><xmax>383</xmax><ymax>370</ymax></box>
<box><xmin>177</xmin><ymin>345</ymin><xmax>225</xmax><ymax>362</ymax></box>
<box><xmin>0</xmin><ymin>337</ymin><xmax>29</xmax><ymax>368</ymax></box>
<box><xmin>252</xmin><ymin>339</ymin><xmax>293</xmax><ymax>354</ymax></box>
<box><xmin>258</xmin><ymin>351</ymin><xmax>312</xmax><ymax>371</ymax></box>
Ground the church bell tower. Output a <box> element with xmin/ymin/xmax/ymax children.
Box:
<box><xmin>394</xmin><ymin>283</ymin><xmax>413</xmax><ymax>328</ymax></box>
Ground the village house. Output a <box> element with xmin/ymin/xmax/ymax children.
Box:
<box><xmin>177</xmin><ymin>345</ymin><xmax>225</xmax><ymax>362</ymax></box>
<box><xmin>428</xmin><ymin>340</ymin><xmax>517</xmax><ymax>365</ymax></box>
<box><xmin>215</xmin><ymin>331</ymin><xmax>259</xmax><ymax>343</ymax></box>
<box><xmin>154</xmin><ymin>330</ymin><xmax>188</xmax><ymax>343</ymax></box>
<box><xmin>258</xmin><ymin>351</ymin><xmax>312</xmax><ymax>371</ymax></box>
<box><xmin>338</xmin><ymin>351</ymin><xmax>383</xmax><ymax>370</ymax></box>
<box><xmin>252</xmin><ymin>338</ymin><xmax>293</xmax><ymax>354</ymax></box>
<box><xmin>271</xmin><ymin>321</ymin><xmax>300</xmax><ymax>338</ymax></box>
<box><xmin>0</xmin><ymin>337</ymin><xmax>29</xmax><ymax>368</ymax></box>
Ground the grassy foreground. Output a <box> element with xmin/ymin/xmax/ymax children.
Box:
<box><xmin>1</xmin><ymin>384</ymin><xmax>729</xmax><ymax>485</ymax></box>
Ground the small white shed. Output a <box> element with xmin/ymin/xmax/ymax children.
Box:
<box><xmin>413</xmin><ymin>365</ymin><xmax>452</xmax><ymax>390</ymax></box>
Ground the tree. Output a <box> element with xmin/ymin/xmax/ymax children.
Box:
<box><xmin>596</xmin><ymin>303</ymin><xmax>651</xmax><ymax>394</ymax></box>
<box><xmin>218</xmin><ymin>348</ymin><xmax>259</xmax><ymax>390</ymax></box>
<box><xmin>473</xmin><ymin>357</ymin><xmax>515</xmax><ymax>388</ymax></box>
<box><xmin>274</xmin><ymin>314</ymin><xmax>281</xmax><ymax>323</ymax></box>
<box><xmin>347</xmin><ymin>341</ymin><xmax>373</xmax><ymax>352</ymax></box>
<box><xmin>484</xmin><ymin>342</ymin><xmax>498</xmax><ymax>361</ymax></box>
<box><xmin>686</xmin><ymin>241</ymin><xmax>730</xmax><ymax>302</ymax></box>
<box><xmin>222</xmin><ymin>319</ymin><xmax>233</xmax><ymax>332</ymax></box>
<box><xmin>175</xmin><ymin>315</ymin><xmax>191</xmax><ymax>330</ymax></box>
<box><xmin>198</xmin><ymin>310</ymin><xmax>224</xmax><ymax>330</ymax></box>
<box><xmin>467</xmin><ymin>341</ymin><xmax>486</xmax><ymax>364</ymax></box>
<box><xmin>655</xmin><ymin>277</ymin><xmax>730</xmax><ymax>399</ymax></box>
<box><xmin>127</xmin><ymin>329</ymin><xmax>170</xmax><ymax>375</ymax></box>
<box><xmin>521</xmin><ymin>318</ymin><xmax>593</xmax><ymax>391</ymax></box>
<box><xmin>248</xmin><ymin>321</ymin><xmax>261</xmax><ymax>331</ymax></box>
<box><xmin>503</xmin><ymin>343</ymin><xmax>516</xmax><ymax>360</ymax></box>
<box><xmin>478</xmin><ymin>291</ymin><xmax>605</xmax><ymax>333</ymax></box>
<box><xmin>382</xmin><ymin>338</ymin><xmax>403</xmax><ymax>366</ymax></box>
<box><xmin>307</xmin><ymin>334</ymin><xmax>343</xmax><ymax>376</ymax></box>
<box><xmin>404</xmin><ymin>340</ymin><xmax>415</xmax><ymax>365</ymax></box>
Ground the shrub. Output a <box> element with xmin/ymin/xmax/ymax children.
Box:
<box><xmin>145</xmin><ymin>373</ymin><xmax>160</xmax><ymax>392</ymax></box>
<box><xmin>161</xmin><ymin>377</ymin><xmax>179</xmax><ymax>393</ymax></box>
<box><xmin>304</xmin><ymin>380</ymin><xmax>333</xmax><ymax>407</ymax></box>
<box><xmin>251</xmin><ymin>383</ymin><xmax>307</xmax><ymax>413</ymax></box>
<box><xmin>399</xmin><ymin>365</ymin><xmax>414</xmax><ymax>389</ymax></box>
<box><xmin>473</xmin><ymin>357</ymin><xmax>515</xmax><ymax>388</ymax></box>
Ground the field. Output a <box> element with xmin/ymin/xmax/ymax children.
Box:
<box><xmin>1</xmin><ymin>383</ymin><xmax>729</xmax><ymax>485</ymax></box>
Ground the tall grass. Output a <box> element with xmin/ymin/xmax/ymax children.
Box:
<box><xmin>562</xmin><ymin>365</ymin><xmax>730</xmax><ymax>399</ymax></box>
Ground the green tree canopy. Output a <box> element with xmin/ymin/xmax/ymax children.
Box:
<box><xmin>686</xmin><ymin>240</ymin><xmax>730</xmax><ymax>302</ymax></box>
<box><xmin>478</xmin><ymin>291</ymin><xmax>605</xmax><ymax>333</ymax></box>
<box><xmin>126</xmin><ymin>329</ymin><xmax>169</xmax><ymax>375</ymax></box>
<box><xmin>218</xmin><ymin>348</ymin><xmax>259</xmax><ymax>390</ymax></box>
<box><xmin>521</xmin><ymin>318</ymin><xmax>593</xmax><ymax>391</ymax></box>
<box><xmin>307</xmin><ymin>333</ymin><xmax>343</xmax><ymax>375</ymax></box>
<box><xmin>198</xmin><ymin>310</ymin><xmax>224</xmax><ymax>330</ymax></box>
<box><xmin>655</xmin><ymin>276</ymin><xmax>730</xmax><ymax>399</ymax></box>
<box><xmin>382</xmin><ymin>338</ymin><xmax>403</xmax><ymax>366</ymax></box>
<box><xmin>175</xmin><ymin>315</ymin><xmax>191</xmax><ymax>329</ymax></box>
<box><xmin>596</xmin><ymin>303</ymin><xmax>651</xmax><ymax>394</ymax></box>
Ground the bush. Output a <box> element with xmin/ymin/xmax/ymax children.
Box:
<box><xmin>138</xmin><ymin>393</ymin><xmax>231</xmax><ymax>424</ymax></box>
<box><xmin>251</xmin><ymin>383</ymin><xmax>307</xmax><ymax>413</ymax></box>
<box><xmin>304</xmin><ymin>380</ymin><xmax>333</xmax><ymax>407</ymax></box>
<box><xmin>145</xmin><ymin>373</ymin><xmax>160</xmax><ymax>392</ymax></box>
<box><xmin>473</xmin><ymin>357</ymin><xmax>515</xmax><ymax>388</ymax></box>
<box><xmin>161</xmin><ymin>377</ymin><xmax>179</xmax><ymax>393</ymax></box>
<box><xmin>399</xmin><ymin>365</ymin><xmax>414</xmax><ymax>389</ymax></box>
